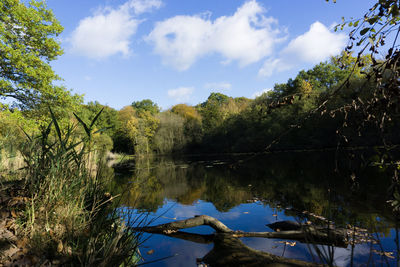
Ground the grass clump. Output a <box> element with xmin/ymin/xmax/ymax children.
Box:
<box><xmin>12</xmin><ymin>109</ymin><xmax>142</xmax><ymax>266</ymax></box>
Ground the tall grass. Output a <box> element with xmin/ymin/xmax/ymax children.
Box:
<box><xmin>0</xmin><ymin>141</ymin><xmax>25</xmax><ymax>180</ymax></box>
<box><xmin>15</xmin><ymin>109</ymin><xmax>143</xmax><ymax>266</ymax></box>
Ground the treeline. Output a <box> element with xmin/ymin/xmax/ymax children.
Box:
<box><xmin>1</xmin><ymin>52</ymin><xmax>396</xmax><ymax>157</ymax></box>
<box><xmin>84</xmin><ymin>52</ymin><xmax>399</xmax><ymax>155</ymax></box>
<box><xmin>76</xmin><ymin>92</ymin><xmax>253</xmax><ymax>155</ymax></box>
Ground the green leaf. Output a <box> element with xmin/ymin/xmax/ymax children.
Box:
<box><xmin>390</xmin><ymin>4</ymin><xmax>399</xmax><ymax>17</ymax></box>
<box><xmin>90</xmin><ymin>107</ymin><xmax>104</xmax><ymax>128</ymax></box>
<box><xmin>43</xmin><ymin>121</ymin><xmax>53</xmax><ymax>140</ymax></box>
<box><xmin>19</xmin><ymin>127</ymin><xmax>32</xmax><ymax>142</ymax></box>
<box><xmin>93</xmin><ymin>127</ymin><xmax>112</xmax><ymax>135</ymax></box>
<box><xmin>360</xmin><ymin>28</ymin><xmax>370</xmax><ymax>36</ymax></box>
<box><xmin>367</xmin><ymin>17</ymin><xmax>378</xmax><ymax>25</ymax></box>
<box><xmin>49</xmin><ymin>107</ymin><xmax>64</xmax><ymax>146</ymax></box>
<box><xmin>73</xmin><ymin>112</ymin><xmax>91</xmax><ymax>137</ymax></box>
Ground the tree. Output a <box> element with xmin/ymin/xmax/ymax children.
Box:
<box><xmin>171</xmin><ymin>104</ymin><xmax>201</xmax><ymax>122</ymax></box>
<box><xmin>132</xmin><ymin>99</ymin><xmax>160</xmax><ymax>115</ymax></box>
<box><xmin>327</xmin><ymin>0</ymin><xmax>400</xmax><ymax>211</ymax></box>
<box><xmin>114</xmin><ymin>106</ymin><xmax>138</xmax><ymax>153</ymax></box>
<box><xmin>171</xmin><ymin>104</ymin><xmax>203</xmax><ymax>147</ymax></box>
<box><xmin>113</xmin><ymin>105</ymin><xmax>160</xmax><ymax>155</ymax></box>
<box><xmin>324</xmin><ymin>0</ymin><xmax>400</xmax><ymax>151</ymax></box>
<box><xmin>135</xmin><ymin>110</ymin><xmax>160</xmax><ymax>154</ymax></box>
<box><xmin>79</xmin><ymin>101</ymin><xmax>119</xmax><ymax>136</ymax></box>
<box><xmin>0</xmin><ymin>0</ymin><xmax>78</xmax><ymax>111</ymax></box>
<box><xmin>153</xmin><ymin>112</ymin><xmax>185</xmax><ymax>154</ymax></box>
<box><xmin>199</xmin><ymin>93</ymin><xmax>230</xmax><ymax>131</ymax></box>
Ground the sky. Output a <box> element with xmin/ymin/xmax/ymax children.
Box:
<box><xmin>45</xmin><ymin>0</ymin><xmax>376</xmax><ymax>110</ymax></box>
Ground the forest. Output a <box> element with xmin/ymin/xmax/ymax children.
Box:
<box><xmin>1</xmin><ymin>51</ymin><xmax>394</xmax><ymax>158</ymax></box>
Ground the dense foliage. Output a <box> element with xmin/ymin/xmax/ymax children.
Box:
<box><xmin>0</xmin><ymin>0</ymin><xmax>82</xmax><ymax>119</ymax></box>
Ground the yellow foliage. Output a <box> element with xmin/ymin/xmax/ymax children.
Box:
<box><xmin>171</xmin><ymin>104</ymin><xmax>201</xmax><ymax>122</ymax></box>
<box><xmin>118</xmin><ymin>106</ymin><xmax>139</xmax><ymax>139</ymax></box>
<box><xmin>298</xmin><ymin>79</ymin><xmax>313</xmax><ymax>94</ymax></box>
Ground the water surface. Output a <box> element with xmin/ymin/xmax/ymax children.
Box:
<box><xmin>112</xmin><ymin>152</ymin><xmax>398</xmax><ymax>266</ymax></box>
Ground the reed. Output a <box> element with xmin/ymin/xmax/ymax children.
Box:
<box><xmin>13</xmin><ymin>108</ymin><xmax>143</xmax><ymax>266</ymax></box>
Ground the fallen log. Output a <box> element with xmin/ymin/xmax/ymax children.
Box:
<box><xmin>138</xmin><ymin>215</ymin><xmax>232</xmax><ymax>233</ymax></box>
<box><xmin>134</xmin><ymin>216</ymin><xmax>330</xmax><ymax>266</ymax></box>
<box><xmin>136</xmin><ymin>215</ymin><xmax>348</xmax><ymax>247</ymax></box>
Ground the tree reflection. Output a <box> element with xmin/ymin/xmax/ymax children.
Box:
<box><xmin>111</xmin><ymin>152</ymin><xmax>395</xmax><ymax>236</ymax></box>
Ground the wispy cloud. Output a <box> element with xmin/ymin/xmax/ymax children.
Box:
<box><xmin>125</xmin><ymin>0</ymin><xmax>162</xmax><ymax>15</ymax></box>
<box><xmin>70</xmin><ymin>0</ymin><xmax>162</xmax><ymax>59</ymax></box>
<box><xmin>167</xmin><ymin>87</ymin><xmax>194</xmax><ymax>102</ymax></box>
<box><xmin>173</xmin><ymin>205</ymin><xmax>200</xmax><ymax>219</ymax></box>
<box><xmin>147</xmin><ymin>0</ymin><xmax>285</xmax><ymax>70</ymax></box>
<box><xmin>259</xmin><ymin>21</ymin><xmax>346</xmax><ymax>77</ymax></box>
<box><xmin>204</xmin><ymin>82</ymin><xmax>232</xmax><ymax>91</ymax></box>
<box><xmin>252</xmin><ymin>88</ymin><xmax>271</xmax><ymax>98</ymax></box>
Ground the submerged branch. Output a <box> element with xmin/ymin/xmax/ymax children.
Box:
<box><xmin>137</xmin><ymin>215</ymin><xmax>233</xmax><ymax>233</ymax></box>
<box><xmin>134</xmin><ymin>215</ymin><xmax>334</xmax><ymax>266</ymax></box>
<box><xmin>135</xmin><ymin>215</ymin><xmax>348</xmax><ymax>248</ymax></box>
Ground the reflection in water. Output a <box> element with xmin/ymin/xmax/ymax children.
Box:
<box><xmin>110</xmin><ymin>152</ymin><xmax>398</xmax><ymax>266</ymax></box>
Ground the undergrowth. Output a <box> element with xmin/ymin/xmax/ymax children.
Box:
<box><xmin>12</xmin><ymin>108</ymin><xmax>144</xmax><ymax>266</ymax></box>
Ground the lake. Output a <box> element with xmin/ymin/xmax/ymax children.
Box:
<box><xmin>111</xmin><ymin>151</ymin><xmax>398</xmax><ymax>266</ymax></box>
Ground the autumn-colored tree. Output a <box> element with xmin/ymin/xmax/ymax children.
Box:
<box><xmin>171</xmin><ymin>104</ymin><xmax>201</xmax><ymax>122</ymax></box>
<box><xmin>153</xmin><ymin>112</ymin><xmax>185</xmax><ymax>154</ymax></box>
<box><xmin>113</xmin><ymin>106</ymin><xmax>138</xmax><ymax>153</ymax></box>
<box><xmin>136</xmin><ymin>110</ymin><xmax>160</xmax><ymax>154</ymax></box>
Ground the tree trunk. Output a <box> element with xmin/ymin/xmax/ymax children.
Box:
<box><xmin>136</xmin><ymin>215</ymin><xmax>347</xmax><ymax>247</ymax></box>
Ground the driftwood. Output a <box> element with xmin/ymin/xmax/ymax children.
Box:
<box><xmin>137</xmin><ymin>215</ymin><xmax>348</xmax><ymax>247</ymax></box>
<box><xmin>134</xmin><ymin>215</ymin><xmax>352</xmax><ymax>266</ymax></box>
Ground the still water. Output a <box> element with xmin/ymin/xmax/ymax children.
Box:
<box><xmin>111</xmin><ymin>152</ymin><xmax>398</xmax><ymax>266</ymax></box>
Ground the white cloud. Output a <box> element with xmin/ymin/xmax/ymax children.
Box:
<box><xmin>173</xmin><ymin>205</ymin><xmax>199</xmax><ymax>219</ymax></box>
<box><xmin>252</xmin><ymin>88</ymin><xmax>271</xmax><ymax>98</ymax></box>
<box><xmin>70</xmin><ymin>0</ymin><xmax>162</xmax><ymax>59</ymax></box>
<box><xmin>258</xmin><ymin>58</ymin><xmax>293</xmax><ymax>77</ymax></box>
<box><xmin>204</xmin><ymin>82</ymin><xmax>232</xmax><ymax>91</ymax></box>
<box><xmin>123</xmin><ymin>0</ymin><xmax>162</xmax><ymax>15</ymax></box>
<box><xmin>283</xmin><ymin>21</ymin><xmax>347</xmax><ymax>63</ymax></box>
<box><xmin>147</xmin><ymin>0</ymin><xmax>285</xmax><ymax>70</ymax></box>
<box><xmin>167</xmin><ymin>87</ymin><xmax>194</xmax><ymax>102</ymax></box>
<box><xmin>259</xmin><ymin>21</ymin><xmax>346</xmax><ymax>77</ymax></box>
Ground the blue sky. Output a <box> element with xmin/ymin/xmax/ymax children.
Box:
<box><xmin>46</xmin><ymin>0</ymin><xmax>376</xmax><ymax>110</ymax></box>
